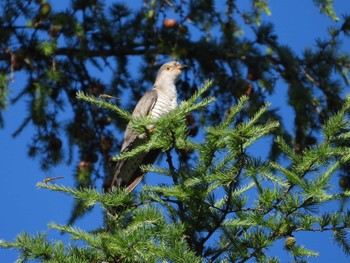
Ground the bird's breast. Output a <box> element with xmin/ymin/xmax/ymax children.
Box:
<box><xmin>151</xmin><ymin>90</ymin><xmax>178</xmax><ymax>119</ymax></box>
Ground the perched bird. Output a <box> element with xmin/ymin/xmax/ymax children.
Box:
<box><xmin>105</xmin><ymin>61</ymin><xmax>186</xmax><ymax>192</ymax></box>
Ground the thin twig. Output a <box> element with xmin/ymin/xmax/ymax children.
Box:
<box><xmin>300</xmin><ymin>66</ymin><xmax>320</xmax><ymax>86</ymax></box>
<box><xmin>99</xmin><ymin>94</ymin><xmax>121</xmax><ymax>100</ymax></box>
<box><xmin>42</xmin><ymin>176</ymin><xmax>64</xmax><ymax>183</ymax></box>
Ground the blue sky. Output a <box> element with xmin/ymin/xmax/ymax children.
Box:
<box><xmin>1</xmin><ymin>1</ymin><xmax>350</xmax><ymax>262</ymax></box>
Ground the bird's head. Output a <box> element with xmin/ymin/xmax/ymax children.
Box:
<box><xmin>156</xmin><ymin>61</ymin><xmax>187</xmax><ymax>84</ymax></box>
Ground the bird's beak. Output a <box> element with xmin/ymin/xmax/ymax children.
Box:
<box><xmin>177</xmin><ymin>64</ymin><xmax>188</xmax><ymax>71</ymax></box>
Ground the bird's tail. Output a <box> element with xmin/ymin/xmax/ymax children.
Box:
<box><xmin>103</xmin><ymin>149</ymin><xmax>161</xmax><ymax>193</ymax></box>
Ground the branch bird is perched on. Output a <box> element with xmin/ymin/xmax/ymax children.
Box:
<box><xmin>104</xmin><ymin>61</ymin><xmax>186</xmax><ymax>192</ymax></box>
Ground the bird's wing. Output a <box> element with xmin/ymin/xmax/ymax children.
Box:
<box><xmin>106</xmin><ymin>89</ymin><xmax>158</xmax><ymax>192</ymax></box>
<box><xmin>132</xmin><ymin>89</ymin><xmax>158</xmax><ymax>117</ymax></box>
<box><xmin>121</xmin><ymin>89</ymin><xmax>158</xmax><ymax>151</ymax></box>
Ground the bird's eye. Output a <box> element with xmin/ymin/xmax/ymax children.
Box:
<box><xmin>166</xmin><ymin>67</ymin><xmax>171</xmax><ymax>70</ymax></box>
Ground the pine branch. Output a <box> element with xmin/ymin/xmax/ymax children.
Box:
<box><xmin>49</xmin><ymin>223</ymin><xmax>99</xmax><ymax>246</ymax></box>
<box><xmin>37</xmin><ymin>182</ymin><xmax>132</xmax><ymax>209</ymax></box>
<box><xmin>76</xmin><ymin>91</ymin><xmax>132</xmax><ymax>121</ymax></box>
<box><xmin>289</xmin><ymin>244</ymin><xmax>319</xmax><ymax>259</ymax></box>
<box><xmin>221</xmin><ymin>96</ymin><xmax>250</xmax><ymax>128</ymax></box>
<box><xmin>333</xmin><ymin>229</ymin><xmax>350</xmax><ymax>255</ymax></box>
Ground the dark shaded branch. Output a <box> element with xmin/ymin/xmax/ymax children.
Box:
<box><xmin>0</xmin><ymin>46</ymin><xmax>148</xmax><ymax>62</ymax></box>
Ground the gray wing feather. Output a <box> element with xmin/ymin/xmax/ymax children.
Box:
<box><xmin>121</xmin><ymin>89</ymin><xmax>158</xmax><ymax>151</ymax></box>
<box><xmin>106</xmin><ymin>89</ymin><xmax>158</xmax><ymax>191</ymax></box>
<box><xmin>132</xmin><ymin>89</ymin><xmax>158</xmax><ymax>117</ymax></box>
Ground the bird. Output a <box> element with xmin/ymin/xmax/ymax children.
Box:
<box><xmin>104</xmin><ymin>61</ymin><xmax>186</xmax><ymax>192</ymax></box>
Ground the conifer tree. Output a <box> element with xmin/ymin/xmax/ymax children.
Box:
<box><xmin>2</xmin><ymin>81</ymin><xmax>350</xmax><ymax>262</ymax></box>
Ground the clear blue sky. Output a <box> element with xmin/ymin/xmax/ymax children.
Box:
<box><xmin>1</xmin><ymin>1</ymin><xmax>350</xmax><ymax>262</ymax></box>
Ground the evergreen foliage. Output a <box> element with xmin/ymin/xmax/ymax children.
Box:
<box><xmin>2</xmin><ymin>81</ymin><xmax>350</xmax><ymax>262</ymax></box>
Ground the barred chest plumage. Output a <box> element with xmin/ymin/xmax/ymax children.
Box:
<box><xmin>150</xmin><ymin>87</ymin><xmax>178</xmax><ymax>119</ymax></box>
